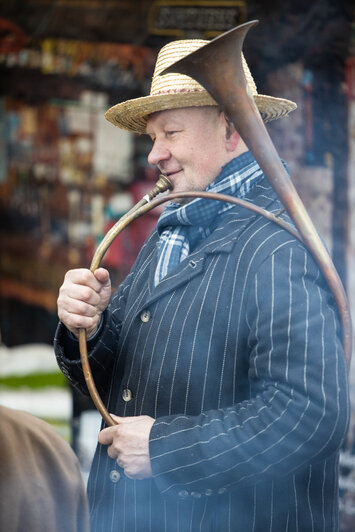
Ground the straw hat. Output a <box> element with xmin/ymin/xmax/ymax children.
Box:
<box><xmin>105</xmin><ymin>39</ymin><xmax>297</xmax><ymax>134</ymax></box>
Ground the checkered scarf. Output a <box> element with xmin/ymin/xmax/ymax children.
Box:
<box><xmin>154</xmin><ymin>151</ymin><xmax>264</xmax><ymax>286</ymax></box>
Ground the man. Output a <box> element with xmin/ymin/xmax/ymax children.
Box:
<box><xmin>0</xmin><ymin>406</ymin><xmax>89</xmax><ymax>532</ymax></box>
<box><xmin>55</xmin><ymin>37</ymin><xmax>349</xmax><ymax>531</ymax></box>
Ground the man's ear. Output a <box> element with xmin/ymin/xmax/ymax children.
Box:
<box><xmin>223</xmin><ymin>115</ymin><xmax>240</xmax><ymax>152</ymax></box>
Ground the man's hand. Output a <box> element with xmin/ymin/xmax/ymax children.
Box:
<box><xmin>98</xmin><ymin>415</ymin><xmax>155</xmax><ymax>479</ymax></box>
<box><xmin>57</xmin><ymin>268</ymin><xmax>111</xmax><ymax>338</ymax></box>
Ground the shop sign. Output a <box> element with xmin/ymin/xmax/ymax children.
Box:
<box><xmin>148</xmin><ymin>0</ymin><xmax>247</xmax><ymax>38</ymax></box>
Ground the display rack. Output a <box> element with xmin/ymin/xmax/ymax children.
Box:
<box><xmin>0</xmin><ymin>37</ymin><xmax>159</xmax><ymax>322</ymax></box>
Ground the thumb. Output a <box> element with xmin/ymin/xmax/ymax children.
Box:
<box><xmin>94</xmin><ymin>268</ymin><xmax>112</xmax><ymax>312</ymax></box>
<box><xmin>94</xmin><ymin>267</ymin><xmax>110</xmax><ymax>285</ymax></box>
<box><xmin>109</xmin><ymin>414</ymin><xmax>137</xmax><ymax>424</ymax></box>
<box><xmin>109</xmin><ymin>413</ymin><xmax>122</xmax><ymax>424</ymax></box>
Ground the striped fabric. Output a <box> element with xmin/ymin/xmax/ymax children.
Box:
<box><xmin>55</xmin><ymin>158</ymin><xmax>349</xmax><ymax>532</ymax></box>
<box><xmin>154</xmin><ymin>152</ymin><xmax>263</xmax><ymax>286</ymax></box>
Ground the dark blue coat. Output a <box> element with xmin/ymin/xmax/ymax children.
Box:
<box><xmin>55</xmin><ymin>177</ymin><xmax>349</xmax><ymax>532</ymax></box>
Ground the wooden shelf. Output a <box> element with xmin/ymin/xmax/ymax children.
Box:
<box><xmin>0</xmin><ymin>277</ymin><xmax>58</xmax><ymax>313</ymax></box>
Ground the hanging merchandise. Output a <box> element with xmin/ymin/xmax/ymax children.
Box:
<box><xmin>0</xmin><ymin>32</ymin><xmax>159</xmax><ymax>313</ymax></box>
<box><xmin>93</xmin><ymin>113</ymin><xmax>133</xmax><ymax>184</ymax></box>
<box><xmin>0</xmin><ymin>18</ymin><xmax>27</xmax><ymax>54</ymax></box>
<box><xmin>102</xmin><ymin>192</ymin><xmax>136</xmax><ymax>271</ymax></box>
<box><xmin>0</xmin><ymin>36</ymin><xmax>156</xmax><ymax>93</ymax></box>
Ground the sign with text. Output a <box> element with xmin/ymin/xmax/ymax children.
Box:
<box><xmin>149</xmin><ymin>0</ymin><xmax>247</xmax><ymax>38</ymax></box>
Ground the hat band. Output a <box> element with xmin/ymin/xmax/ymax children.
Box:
<box><xmin>152</xmin><ymin>88</ymin><xmax>206</xmax><ymax>96</ymax></box>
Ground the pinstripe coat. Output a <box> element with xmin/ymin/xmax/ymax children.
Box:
<box><xmin>55</xmin><ymin>174</ymin><xmax>349</xmax><ymax>532</ymax></box>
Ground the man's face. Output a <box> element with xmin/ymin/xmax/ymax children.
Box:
<box><xmin>146</xmin><ymin>107</ymin><xmax>230</xmax><ymax>197</ymax></box>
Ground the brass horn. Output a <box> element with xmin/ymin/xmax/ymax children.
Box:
<box><xmin>79</xmin><ymin>21</ymin><xmax>351</xmax><ymax>427</ymax></box>
<box><xmin>161</xmin><ymin>20</ymin><xmax>352</xmax><ymax>368</ymax></box>
<box><xmin>79</xmin><ymin>178</ymin><xmax>312</xmax><ymax>427</ymax></box>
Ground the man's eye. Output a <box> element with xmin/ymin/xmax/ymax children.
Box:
<box><xmin>165</xmin><ymin>130</ymin><xmax>180</xmax><ymax>137</ymax></box>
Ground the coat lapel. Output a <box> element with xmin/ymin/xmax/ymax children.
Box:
<box><xmin>142</xmin><ymin>179</ymin><xmax>281</xmax><ymax>307</ymax></box>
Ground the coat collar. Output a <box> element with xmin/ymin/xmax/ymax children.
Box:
<box><xmin>143</xmin><ymin>178</ymin><xmax>281</xmax><ymax>306</ymax></box>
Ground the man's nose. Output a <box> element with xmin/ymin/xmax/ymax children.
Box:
<box><xmin>147</xmin><ymin>139</ymin><xmax>170</xmax><ymax>166</ymax></box>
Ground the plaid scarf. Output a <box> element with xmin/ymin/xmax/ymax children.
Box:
<box><xmin>154</xmin><ymin>151</ymin><xmax>264</xmax><ymax>287</ymax></box>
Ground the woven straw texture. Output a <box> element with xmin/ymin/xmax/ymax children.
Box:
<box><xmin>105</xmin><ymin>39</ymin><xmax>297</xmax><ymax>134</ymax></box>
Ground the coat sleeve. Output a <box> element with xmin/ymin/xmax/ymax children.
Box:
<box><xmin>54</xmin><ymin>230</ymin><xmax>159</xmax><ymax>397</ymax></box>
<box><xmin>54</xmin><ymin>270</ymin><xmax>133</xmax><ymax>398</ymax></box>
<box><xmin>149</xmin><ymin>242</ymin><xmax>350</xmax><ymax>497</ymax></box>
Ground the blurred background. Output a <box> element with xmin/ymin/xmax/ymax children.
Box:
<box><xmin>0</xmin><ymin>0</ymin><xmax>354</xmax><ymax>528</ymax></box>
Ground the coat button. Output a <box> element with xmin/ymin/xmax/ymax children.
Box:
<box><xmin>109</xmin><ymin>470</ymin><xmax>120</xmax><ymax>483</ymax></box>
<box><xmin>122</xmin><ymin>388</ymin><xmax>133</xmax><ymax>402</ymax></box>
<box><xmin>178</xmin><ymin>489</ymin><xmax>189</xmax><ymax>498</ymax></box>
<box><xmin>140</xmin><ymin>310</ymin><xmax>151</xmax><ymax>322</ymax></box>
<box><xmin>191</xmin><ymin>491</ymin><xmax>202</xmax><ymax>499</ymax></box>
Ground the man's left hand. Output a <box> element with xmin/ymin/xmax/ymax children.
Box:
<box><xmin>98</xmin><ymin>414</ymin><xmax>155</xmax><ymax>479</ymax></box>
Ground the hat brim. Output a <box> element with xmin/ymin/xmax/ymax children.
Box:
<box><xmin>105</xmin><ymin>91</ymin><xmax>297</xmax><ymax>135</ymax></box>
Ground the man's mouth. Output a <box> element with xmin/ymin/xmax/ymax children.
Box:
<box><xmin>164</xmin><ymin>169</ymin><xmax>182</xmax><ymax>183</ymax></box>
